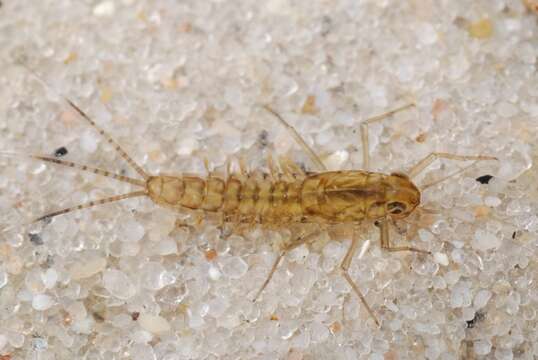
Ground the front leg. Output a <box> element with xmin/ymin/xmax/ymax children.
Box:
<box><xmin>378</xmin><ymin>219</ymin><xmax>430</xmax><ymax>254</ymax></box>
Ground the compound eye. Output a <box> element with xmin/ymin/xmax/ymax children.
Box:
<box><xmin>387</xmin><ymin>201</ymin><xmax>406</xmax><ymax>215</ymax></box>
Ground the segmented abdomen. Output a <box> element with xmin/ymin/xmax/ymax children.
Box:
<box><xmin>178</xmin><ymin>174</ymin><xmax>305</xmax><ymax>223</ymax></box>
<box><xmin>150</xmin><ymin>170</ymin><xmax>389</xmax><ymax>224</ymax></box>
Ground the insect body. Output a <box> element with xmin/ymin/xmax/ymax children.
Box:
<box><xmin>146</xmin><ymin>170</ymin><xmax>419</xmax><ymax>224</ymax></box>
<box><xmin>10</xmin><ymin>66</ymin><xmax>496</xmax><ymax>326</ymax></box>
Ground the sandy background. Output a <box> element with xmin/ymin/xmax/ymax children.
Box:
<box><xmin>0</xmin><ymin>0</ymin><xmax>537</xmax><ymax>359</ymax></box>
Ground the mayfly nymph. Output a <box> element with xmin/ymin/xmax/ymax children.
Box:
<box><xmin>6</xmin><ymin>65</ymin><xmax>497</xmax><ymax>326</ymax></box>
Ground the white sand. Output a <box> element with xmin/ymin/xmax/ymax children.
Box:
<box><xmin>0</xmin><ymin>1</ymin><xmax>537</xmax><ymax>359</ymax></box>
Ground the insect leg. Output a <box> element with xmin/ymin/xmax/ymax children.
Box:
<box><xmin>263</xmin><ymin>105</ymin><xmax>327</xmax><ymax>171</ymax></box>
<box><xmin>340</xmin><ymin>227</ymin><xmax>380</xmax><ymax>326</ymax></box>
<box><xmin>252</xmin><ymin>230</ymin><xmax>319</xmax><ymax>302</ymax></box>
<box><xmin>252</xmin><ymin>252</ymin><xmax>284</xmax><ymax>302</ymax></box>
<box><xmin>378</xmin><ymin>220</ymin><xmax>430</xmax><ymax>254</ymax></box>
<box><xmin>407</xmin><ymin>152</ymin><xmax>497</xmax><ymax>179</ymax></box>
<box><xmin>360</xmin><ymin>103</ymin><xmax>415</xmax><ymax>171</ymax></box>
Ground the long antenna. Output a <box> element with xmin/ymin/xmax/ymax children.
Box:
<box><xmin>18</xmin><ymin>62</ymin><xmax>149</xmax><ymax>180</ymax></box>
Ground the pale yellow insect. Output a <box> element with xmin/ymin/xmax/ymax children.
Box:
<box><xmin>9</xmin><ymin>65</ymin><xmax>496</xmax><ymax>326</ymax></box>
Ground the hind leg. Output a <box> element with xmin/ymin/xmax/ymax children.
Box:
<box><xmin>252</xmin><ymin>229</ymin><xmax>320</xmax><ymax>302</ymax></box>
<box><xmin>263</xmin><ymin>105</ymin><xmax>327</xmax><ymax>171</ymax></box>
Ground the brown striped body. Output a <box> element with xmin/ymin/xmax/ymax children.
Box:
<box><xmin>146</xmin><ymin>170</ymin><xmax>421</xmax><ymax>225</ymax></box>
